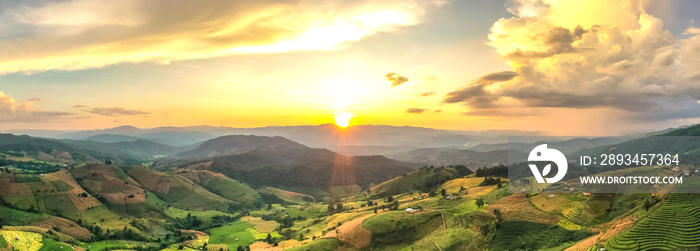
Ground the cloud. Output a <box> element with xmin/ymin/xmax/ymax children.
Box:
<box><xmin>0</xmin><ymin>0</ymin><xmax>443</xmax><ymax>74</ymax></box>
<box><xmin>385</xmin><ymin>72</ymin><xmax>410</xmax><ymax>87</ymax></box>
<box><xmin>433</xmin><ymin>109</ymin><xmax>442</xmax><ymax>113</ymax></box>
<box><xmin>444</xmin><ymin>0</ymin><xmax>700</xmax><ymax>120</ymax></box>
<box><xmin>72</xmin><ymin>104</ymin><xmax>87</xmax><ymax>108</ymax></box>
<box><xmin>83</xmin><ymin>107</ymin><xmax>150</xmax><ymax>116</ymax></box>
<box><xmin>443</xmin><ymin>71</ymin><xmax>517</xmax><ymax>104</ymax></box>
<box><xmin>685</xmin><ymin>20</ymin><xmax>700</xmax><ymax>35</ymax></box>
<box><xmin>0</xmin><ymin>91</ymin><xmax>71</xmax><ymax>122</ymax></box>
<box><xmin>406</xmin><ymin>108</ymin><xmax>427</xmax><ymax>113</ymax></box>
<box><xmin>419</xmin><ymin>92</ymin><xmax>435</xmax><ymax>97</ymax></box>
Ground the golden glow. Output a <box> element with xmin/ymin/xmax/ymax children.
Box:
<box><xmin>334</xmin><ymin>112</ymin><xmax>353</xmax><ymax>127</ymax></box>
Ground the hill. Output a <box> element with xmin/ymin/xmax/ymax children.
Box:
<box><xmin>176</xmin><ymin>135</ymin><xmax>308</xmax><ymax>158</ymax></box>
<box><xmin>0</xmin><ymin>133</ymin><xmax>181</xmax><ymax>164</ymax></box>
<box><xmin>83</xmin><ymin>134</ymin><xmax>142</xmax><ymax>143</ymax></box>
<box><xmin>123</xmin><ymin>166</ymin><xmax>233</xmax><ymax>212</ymax></box>
<box><xmin>368</xmin><ymin>166</ymin><xmax>471</xmax><ymax>198</ymax></box>
<box><xmin>176</xmin><ymin>169</ymin><xmax>263</xmax><ymax>208</ymax></box>
<box><xmin>389</xmin><ymin>148</ymin><xmax>522</xmax><ymax>169</ymax></box>
<box><xmin>208</xmin><ymin>147</ymin><xmax>418</xmax><ymax>198</ymax></box>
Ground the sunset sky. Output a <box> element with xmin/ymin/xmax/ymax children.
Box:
<box><xmin>2</xmin><ymin>0</ymin><xmax>700</xmax><ymax>136</ymax></box>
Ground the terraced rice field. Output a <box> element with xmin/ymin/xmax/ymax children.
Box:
<box><xmin>605</xmin><ymin>193</ymin><xmax>700</xmax><ymax>250</ymax></box>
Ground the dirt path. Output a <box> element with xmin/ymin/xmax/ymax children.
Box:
<box><xmin>321</xmin><ymin>214</ymin><xmax>374</xmax><ymax>248</ymax></box>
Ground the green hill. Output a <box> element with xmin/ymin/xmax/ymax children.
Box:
<box><xmin>369</xmin><ymin>166</ymin><xmax>466</xmax><ymax>198</ymax></box>
<box><xmin>123</xmin><ymin>166</ymin><xmax>233</xmax><ymax>212</ymax></box>
<box><xmin>177</xmin><ymin>169</ymin><xmax>263</xmax><ymax>208</ymax></box>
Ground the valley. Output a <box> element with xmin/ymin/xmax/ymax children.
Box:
<box><xmin>1</xmin><ymin>124</ymin><xmax>700</xmax><ymax>250</ymax></box>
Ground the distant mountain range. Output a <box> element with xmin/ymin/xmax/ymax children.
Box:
<box><xmin>2</xmin><ymin>124</ymin><xmax>548</xmax><ymax>152</ymax></box>
<box><xmin>0</xmin><ymin>133</ymin><xmax>186</xmax><ymax>164</ymax></box>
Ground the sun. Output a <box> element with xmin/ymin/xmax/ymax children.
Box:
<box><xmin>334</xmin><ymin>112</ymin><xmax>353</xmax><ymax>127</ymax></box>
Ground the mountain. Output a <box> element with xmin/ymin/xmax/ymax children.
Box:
<box><xmin>572</xmin><ymin>124</ymin><xmax>700</xmax><ymax>164</ymax></box>
<box><xmin>84</xmin><ymin>134</ymin><xmax>142</xmax><ymax>143</ymax></box>
<box><xmin>209</xmin><ymin>148</ymin><xmax>419</xmax><ymax>198</ymax></box>
<box><xmin>176</xmin><ymin>135</ymin><xmax>308</xmax><ymax>158</ymax></box>
<box><xmin>0</xmin><ymin>133</ymin><xmax>182</xmax><ymax>163</ymax></box>
<box><xmin>389</xmin><ymin>148</ymin><xmax>524</xmax><ymax>169</ymax></box>
<box><xmin>8</xmin><ymin>124</ymin><xmax>556</xmax><ymax>153</ymax></box>
<box><xmin>467</xmin><ymin>136</ymin><xmax>637</xmax><ymax>156</ymax></box>
<box><xmin>57</xmin><ymin>126</ymin><xmax>216</xmax><ymax>146</ymax></box>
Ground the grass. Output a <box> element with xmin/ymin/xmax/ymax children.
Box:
<box><xmin>0</xmin><ymin>230</ymin><xmax>44</xmax><ymax>251</ymax></box>
<box><xmin>80</xmin><ymin>206</ymin><xmax>133</xmax><ymax>231</ymax></box>
<box><xmin>14</xmin><ymin>174</ymin><xmax>41</xmax><ymax>183</ymax></box>
<box><xmin>183</xmin><ymin>171</ymin><xmax>262</xmax><ymax>207</ymax></box>
<box><xmin>490</xmin><ymin>221</ymin><xmax>592</xmax><ymax>250</ymax></box>
<box><xmin>443</xmin><ymin>200</ymin><xmax>480</xmax><ymax>217</ymax></box>
<box><xmin>0</xmin><ymin>235</ymin><xmax>7</xmax><ymax>248</ymax></box>
<box><xmin>0</xmin><ymin>206</ymin><xmax>48</xmax><ymax>225</ymax></box>
<box><xmin>208</xmin><ymin>221</ymin><xmax>257</xmax><ymax>251</ymax></box>
<box><xmin>77</xmin><ymin>240</ymin><xmax>158</xmax><ymax>250</ymax></box>
<box><xmin>412</xmin><ymin>228</ymin><xmax>480</xmax><ymax>250</ymax></box>
<box><xmin>288</xmin><ymin>238</ymin><xmax>342</xmax><ymax>251</ymax></box>
<box><xmin>481</xmin><ymin>187</ymin><xmax>510</xmax><ymax>204</ymax></box>
<box><xmin>363</xmin><ymin>211</ymin><xmax>440</xmax><ymax>234</ymax></box>
<box><xmin>408</xmin><ymin>196</ymin><xmax>469</xmax><ymax>210</ymax></box>
<box><xmin>439</xmin><ymin>178</ymin><xmax>484</xmax><ymax>194</ymax></box>
<box><xmin>257</xmin><ymin>187</ymin><xmax>314</xmax><ymax>205</ymax></box>
<box><xmin>38</xmin><ymin>238</ymin><xmax>71</xmax><ymax>251</ymax></box>
<box><xmin>241</xmin><ymin>216</ymin><xmax>280</xmax><ymax>233</ymax></box>
<box><xmin>166</xmin><ymin>207</ymin><xmax>237</xmax><ymax>222</ymax></box>
<box><xmin>50</xmin><ymin>180</ymin><xmax>74</xmax><ymax>192</ymax></box>
<box><xmin>369</xmin><ymin>168</ymin><xmax>460</xmax><ymax>198</ymax></box>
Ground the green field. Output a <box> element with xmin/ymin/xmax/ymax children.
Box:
<box><xmin>490</xmin><ymin>221</ymin><xmax>591</xmax><ymax>250</ymax></box>
<box><xmin>0</xmin><ymin>206</ymin><xmax>48</xmax><ymax>225</ymax></box>
<box><xmin>208</xmin><ymin>221</ymin><xmax>258</xmax><ymax>250</ymax></box>
<box><xmin>0</xmin><ymin>234</ymin><xmax>7</xmax><ymax>248</ymax></box>
<box><xmin>288</xmin><ymin>238</ymin><xmax>342</xmax><ymax>251</ymax></box>
<box><xmin>38</xmin><ymin>238</ymin><xmax>71</xmax><ymax>251</ymax></box>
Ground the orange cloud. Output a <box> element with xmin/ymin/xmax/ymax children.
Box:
<box><xmin>0</xmin><ymin>0</ymin><xmax>443</xmax><ymax>74</ymax></box>
<box><xmin>0</xmin><ymin>91</ymin><xmax>71</xmax><ymax>122</ymax></box>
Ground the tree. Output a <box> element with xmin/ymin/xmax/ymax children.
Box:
<box><xmin>266</xmin><ymin>233</ymin><xmax>272</xmax><ymax>243</ymax></box>
<box><xmin>440</xmin><ymin>188</ymin><xmax>447</xmax><ymax>197</ymax></box>
<box><xmin>493</xmin><ymin>209</ymin><xmax>502</xmax><ymax>221</ymax></box>
<box><xmin>387</xmin><ymin>196</ymin><xmax>394</xmax><ymax>202</ymax></box>
<box><xmin>267</xmin><ymin>204</ymin><xmax>272</xmax><ymax>210</ymax></box>
<box><xmin>336</xmin><ymin>202</ymin><xmax>343</xmax><ymax>211</ymax></box>
<box><xmin>480</xmin><ymin>225</ymin><xmax>489</xmax><ymax>236</ymax></box>
<box><xmin>476</xmin><ymin>198</ymin><xmax>484</xmax><ymax>208</ymax></box>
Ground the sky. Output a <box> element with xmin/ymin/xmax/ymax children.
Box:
<box><xmin>1</xmin><ymin>0</ymin><xmax>700</xmax><ymax>136</ymax></box>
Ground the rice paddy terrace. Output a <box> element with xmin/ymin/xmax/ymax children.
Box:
<box><xmin>605</xmin><ymin>193</ymin><xmax>700</xmax><ymax>250</ymax></box>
